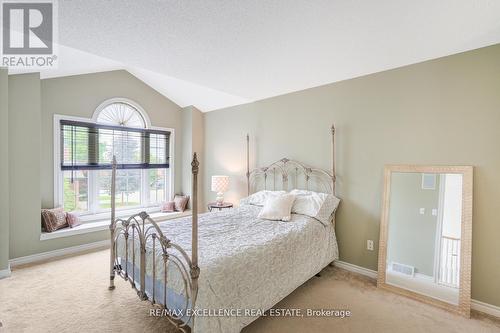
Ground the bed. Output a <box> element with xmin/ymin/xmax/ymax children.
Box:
<box><xmin>108</xmin><ymin>125</ymin><xmax>339</xmax><ymax>333</ymax></box>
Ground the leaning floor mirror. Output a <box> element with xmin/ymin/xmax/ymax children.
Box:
<box><xmin>377</xmin><ymin>165</ymin><xmax>473</xmax><ymax>317</ymax></box>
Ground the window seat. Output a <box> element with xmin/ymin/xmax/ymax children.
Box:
<box><xmin>40</xmin><ymin>210</ymin><xmax>192</xmax><ymax>241</ymax></box>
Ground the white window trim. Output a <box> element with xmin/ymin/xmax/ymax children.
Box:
<box><xmin>53</xmin><ymin>113</ymin><xmax>175</xmax><ymax>220</ymax></box>
<box><xmin>92</xmin><ymin>97</ymin><xmax>152</xmax><ymax>128</ymax></box>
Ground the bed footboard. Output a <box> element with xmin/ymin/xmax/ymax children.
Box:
<box><xmin>108</xmin><ymin>154</ymin><xmax>200</xmax><ymax>332</ymax></box>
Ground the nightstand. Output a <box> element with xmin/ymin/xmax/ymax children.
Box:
<box><xmin>207</xmin><ymin>202</ymin><xmax>233</xmax><ymax>212</ymax></box>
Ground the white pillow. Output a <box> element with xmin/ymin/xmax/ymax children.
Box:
<box><xmin>240</xmin><ymin>190</ymin><xmax>286</xmax><ymax>206</ymax></box>
<box><xmin>258</xmin><ymin>194</ymin><xmax>296</xmax><ymax>222</ymax></box>
<box><xmin>290</xmin><ymin>189</ymin><xmax>340</xmax><ymax>225</ymax></box>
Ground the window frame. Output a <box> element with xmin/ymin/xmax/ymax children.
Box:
<box><xmin>92</xmin><ymin>97</ymin><xmax>152</xmax><ymax>128</ymax></box>
<box><xmin>53</xmin><ymin>111</ymin><xmax>175</xmax><ymax>221</ymax></box>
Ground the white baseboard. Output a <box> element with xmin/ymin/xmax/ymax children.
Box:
<box><xmin>471</xmin><ymin>299</ymin><xmax>500</xmax><ymax>318</ymax></box>
<box><xmin>334</xmin><ymin>260</ymin><xmax>378</xmax><ymax>279</ymax></box>
<box><xmin>9</xmin><ymin>240</ymin><xmax>109</xmax><ymax>267</ymax></box>
<box><xmin>0</xmin><ymin>264</ymin><xmax>11</xmax><ymax>279</ymax></box>
<box><xmin>334</xmin><ymin>260</ymin><xmax>500</xmax><ymax>318</ymax></box>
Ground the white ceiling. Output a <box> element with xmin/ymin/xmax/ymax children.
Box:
<box><xmin>11</xmin><ymin>0</ymin><xmax>500</xmax><ymax>111</ymax></box>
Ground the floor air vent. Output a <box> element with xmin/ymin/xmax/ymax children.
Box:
<box><xmin>390</xmin><ymin>262</ymin><xmax>415</xmax><ymax>276</ymax></box>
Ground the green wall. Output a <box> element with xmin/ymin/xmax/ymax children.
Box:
<box><xmin>203</xmin><ymin>44</ymin><xmax>500</xmax><ymax>307</ymax></box>
<box><xmin>8</xmin><ymin>73</ymin><xmax>42</xmax><ymax>261</ymax></box>
<box><xmin>0</xmin><ymin>68</ymin><xmax>9</xmax><ymax>274</ymax></box>
<box><xmin>181</xmin><ymin>106</ymin><xmax>205</xmax><ymax>209</ymax></box>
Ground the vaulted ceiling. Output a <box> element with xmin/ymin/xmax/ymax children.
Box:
<box><xmin>10</xmin><ymin>0</ymin><xmax>500</xmax><ymax>111</ymax></box>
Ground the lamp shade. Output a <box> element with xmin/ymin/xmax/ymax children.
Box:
<box><xmin>211</xmin><ymin>175</ymin><xmax>230</xmax><ymax>193</ymax></box>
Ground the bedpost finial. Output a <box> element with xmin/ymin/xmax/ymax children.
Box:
<box><xmin>331</xmin><ymin>124</ymin><xmax>335</xmax><ymax>134</ymax></box>
<box><xmin>191</xmin><ymin>153</ymin><xmax>199</xmax><ymax>175</ymax></box>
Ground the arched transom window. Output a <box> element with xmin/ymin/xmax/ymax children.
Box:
<box><xmin>96</xmin><ymin>102</ymin><xmax>146</xmax><ymax>128</ymax></box>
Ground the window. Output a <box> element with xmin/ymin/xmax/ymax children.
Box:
<box><xmin>149</xmin><ymin>168</ymin><xmax>167</xmax><ymax>203</ymax></box>
<box><xmin>55</xmin><ymin>100</ymin><xmax>173</xmax><ymax>219</ymax></box>
<box><xmin>63</xmin><ymin>170</ymin><xmax>89</xmax><ymax>212</ymax></box>
<box><xmin>96</xmin><ymin>102</ymin><xmax>146</xmax><ymax>128</ymax></box>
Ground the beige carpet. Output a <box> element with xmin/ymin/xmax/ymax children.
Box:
<box><xmin>1</xmin><ymin>249</ymin><xmax>499</xmax><ymax>333</ymax></box>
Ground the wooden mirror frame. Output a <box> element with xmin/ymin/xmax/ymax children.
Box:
<box><xmin>377</xmin><ymin>165</ymin><xmax>473</xmax><ymax>318</ymax></box>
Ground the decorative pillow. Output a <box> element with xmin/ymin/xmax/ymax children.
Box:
<box><xmin>240</xmin><ymin>190</ymin><xmax>287</xmax><ymax>206</ymax></box>
<box><xmin>258</xmin><ymin>194</ymin><xmax>296</xmax><ymax>222</ymax></box>
<box><xmin>174</xmin><ymin>195</ymin><xmax>189</xmax><ymax>212</ymax></box>
<box><xmin>41</xmin><ymin>207</ymin><xmax>68</xmax><ymax>232</ymax></box>
<box><xmin>66</xmin><ymin>212</ymin><xmax>82</xmax><ymax>228</ymax></box>
<box><xmin>290</xmin><ymin>189</ymin><xmax>340</xmax><ymax>225</ymax></box>
<box><xmin>161</xmin><ymin>201</ymin><xmax>176</xmax><ymax>212</ymax></box>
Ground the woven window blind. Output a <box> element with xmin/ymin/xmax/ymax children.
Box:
<box><xmin>60</xmin><ymin>120</ymin><xmax>170</xmax><ymax>170</ymax></box>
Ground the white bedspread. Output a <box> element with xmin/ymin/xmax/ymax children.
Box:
<box><xmin>116</xmin><ymin>204</ymin><xmax>338</xmax><ymax>333</ymax></box>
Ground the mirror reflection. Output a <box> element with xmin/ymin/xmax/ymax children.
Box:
<box><xmin>386</xmin><ymin>172</ymin><xmax>463</xmax><ymax>305</ymax></box>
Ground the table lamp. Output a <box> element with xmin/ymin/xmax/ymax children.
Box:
<box><xmin>211</xmin><ymin>175</ymin><xmax>230</xmax><ymax>205</ymax></box>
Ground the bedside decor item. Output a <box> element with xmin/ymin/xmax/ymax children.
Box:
<box><xmin>173</xmin><ymin>195</ymin><xmax>189</xmax><ymax>212</ymax></box>
<box><xmin>377</xmin><ymin>165</ymin><xmax>473</xmax><ymax>318</ymax></box>
<box><xmin>211</xmin><ymin>175</ymin><xmax>230</xmax><ymax>205</ymax></box>
<box><xmin>207</xmin><ymin>202</ymin><xmax>233</xmax><ymax>212</ymax></box>
<box><xmin>66</xmin><ymin>212</ymin><xmax>82</xmax><ymax>228</ymax></box>
<box><xmin>161</xmin><ymin>201</ymin><xmax>175</xmax><ymax>212</ymax></box>
<box><xmin>41</xmin><ymin>207</ymin><xmax>68</xmax><ymax>232</ymax></box>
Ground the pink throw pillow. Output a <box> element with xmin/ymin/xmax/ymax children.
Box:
<box><xmin>66</xmin><ymin>212</ymin><xmax>82</xmax><ymax>228</ymax></box>
<box><xmin>174</xmin><ymin>195</ymin><xmax>189</xmax><ymax>212</ymax></box>
<box><xmin>161</xmin><ymin>201</ymin><xmax>175</xmax><ymax>213</ymax></box>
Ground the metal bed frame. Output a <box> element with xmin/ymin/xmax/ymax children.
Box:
<box><xmin>108</xmin><ymin>154</ymin><xmax>200</xmax><ymax>332</ymax></box>
<box><xmin>108</xmin><ymin>125</ymin><xmax>336</xmax><ymax>332</ymax></box>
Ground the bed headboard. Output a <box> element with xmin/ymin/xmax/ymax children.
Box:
<box><xmin>246</xmin><ymin>125</ymin><xmax>336</xmax><ymax>195</ymax></box>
